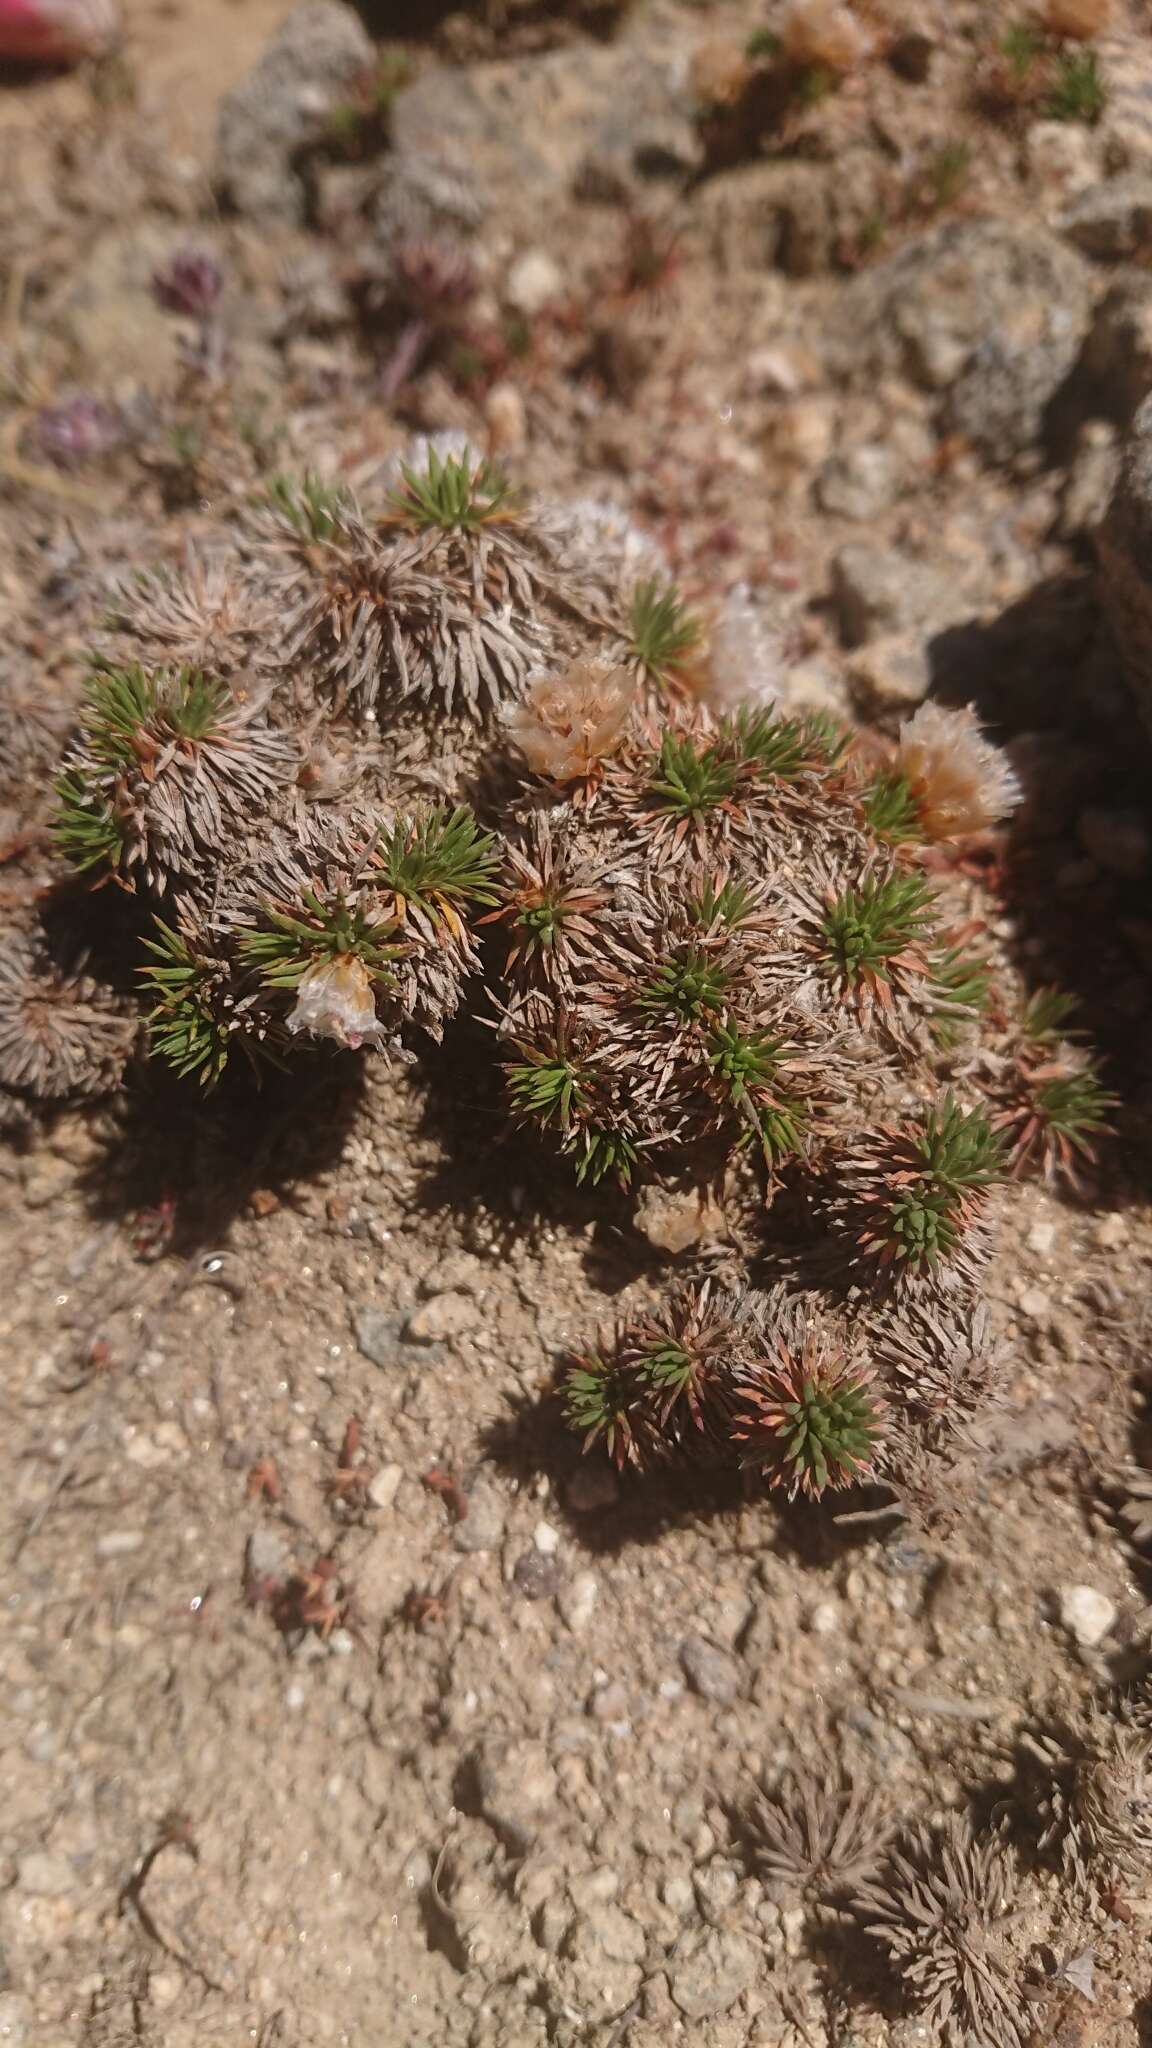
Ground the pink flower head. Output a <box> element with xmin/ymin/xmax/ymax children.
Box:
<box><xmin>0</xmin><ymin>0</ymin><xmax>119</xmax><ymax>62</ymax></box>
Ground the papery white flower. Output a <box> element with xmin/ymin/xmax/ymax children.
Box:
<box><xmin>378</xmin><ymin>431</ymin><xmax>479</xmax><ymax>493</ymax></box>
<box><xmin>287</xmin><ymin>956</ymin><xmax>387</xmax><ymax>1052</ymax></box>
<box><xmin>507</xmin><ymin>657</ymin><xmax>637</xmax><ymax>782</ymax></box>
<box><xmin>895</xmin><ymin>702</ymin><xmax>1021</xmax><ymax>842</ymax></box>
<box><xmin>693</xmin><ymin>583</ymin><xmax>784</xmax><ymax>715</ymax></box>
<box><xmin>550</xmin><ymin>495</ymin><xmax>669</xmax><ymax>589</ymax></box>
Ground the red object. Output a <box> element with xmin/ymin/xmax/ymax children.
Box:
<box><xmin>0</xmin><ymin>0</ymin><xmax>118</xmax><ymax>63</ymax></box>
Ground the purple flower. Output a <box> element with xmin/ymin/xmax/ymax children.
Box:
<box><xmin>153</xmin><ymin>250</ymin><xmax>224</xmax><ymax>321</ymax></box>
<box><xmin>35</xmin><ymin>394</ymin><xmax>124</xmax><ymax>468</ymax></box>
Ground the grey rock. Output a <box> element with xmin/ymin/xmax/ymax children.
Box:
<box><xmin>816</xmin><ymin>443</ymin><xmax>905</xmax><ymax>522</ymax></box>
<box><xmin>669</xmin><ymin>1926</ymin><xmax>758</xmax><ymax>2020</ymax></box>
<box><xmin>352</xmin><ymin>1303</ymin><xmax>402</xmax><ymax>1368</ymax></box>
<box><xmin>17</xmin><ymin>1850</ymin><xmax>74</xmax><ymax>1897</ymax></box>
<box><xmin>475</xmin><ymin>1736</ymin><xmax>559</xmax><ymax>1853</ymax></box>
<box><xmin>512</xmin><ymin>1548</ymin><xmax>562</xmax><ymax>1601</ymax></box>
<box><xmin>830</xmin><ymin>221</ymin><xmax>1094</xmax><ymax>457</ymax></box>
<box><xmin>215</xmin><ymin>2</ymin><xmax>374</xmax><ymax>225</ymax></box>
<box><xmin>1061</xmin><ymin>175</ymin><xmax>1152</xmax><ymax>262</ymax></box>
<box><xmin>846</xmin><ymin>632</ymin><xmax>932</xmax><ymax>712</ymax></box>
<box><xmin>389</xmin><ymin>39</ymin><xmax>699</xmax><ymax>231</ymax></box>
<box><xmin>451</xmin><ymin>1479</ymin><xmax>505</xmax><ymax>1554</ymax></box>
<box><xmin>679</xmin><ymin>1635</ymin><xmax>742</xmax><ymax>1705</ymax></box>
<box><xmin>246</xmin><ymin>1526</ymin><xmax>292</xmax><ymax>1585</ymax></box>
<box><xmin>830</xmin><ymin>545</ymin><xmax>955</xmax><ymax>649</ymax></box>
<box><xmin>1078</xmin><ymin>805</ymin><xmax>1150</xmax><ymax>878</ymax></box>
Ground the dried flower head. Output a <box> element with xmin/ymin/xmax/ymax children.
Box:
<box><xmin>286</xmin><ymin>955</ymin><xmax>388</xmax><ymax>1052</ymax></box>
<box><xmin>856</xmin><ymin>1817</ymin><xmax>1025</xmax><ymax>2048</ymax></box>
<box><xmin>0</xmin><ymin>932</ymin><xmax>133</xmax><ymax>1100</ymax></box>
<box><xmin>53</xmin><ymin>664</ymin><xmax>297</xmax><ymax>893</ymax></box>
<box><xmin>690</xmin><ymin>584</ymin><xmax>784</xmax><ymax>717</ymax></box>
<box><xmin>1036</xmin><ymin>0</ymin><xmax>1112</xmax><ymax>42</ymax></box>
<box><xmin>777</xmin><ymin>0</ymin><xmax>874</xmax><ymax>74</ymax></box>
<box><xmin>507</xmin><ymin>658</ymin><xmax>637</xmax><ymax>783</ymax></box>
<box><xmin>894</xmin><ymin>702</ymin><xmax>1021</xmax><ymax>843</ymax></box>
<box><xmin>748</xmin><ymin>1767</ymin><xmax>894</xmax><ymax>1901</ymax></box>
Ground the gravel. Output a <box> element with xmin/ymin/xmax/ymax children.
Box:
<box><xmin>475</xmin><ymin>1736</ymin><xmax>559</xmax><ymax>1854</ymax></box>
<box><xmin>668</xmin><ymin>1926</ymin><xmax>759</xmax><ymax>2020</ymax></box>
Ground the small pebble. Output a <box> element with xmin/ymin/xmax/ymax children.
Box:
<box><xmin>1095</xmin><ymin>1213</ymin><xmax>1128</xmax><ymax>1250</ymax></box>
<box><xmin>327</xmin><ymin>1628</ymin><xmax>356</xmax><ymax>1656</ymax></box>
<box><xmin>1027</xmin><ymin>1220</ymin><xmax>1056</xmax><ymax>1255</ymax></box>
<box><xmin>558</xmin><ymin>1569</ymin><xmax>598</xmax><ymax>1633</ymax></box>
<box><xmin>505</xmin><ymin>247</ymin><xmax>563</xmax><ymax>315</ymax></box>
<box><xmin>1018</xmin><ymin>1286</ymin><xmax>1050</xmax><ymax>1321</ymax></box>
<box><xmin>96</xmin><ymin>1530</ymin><xmax>145</xmax><ymax>1558</ymax></box>
<box><xmin>1059</xmin><ymin>1584</ymin><xmax>1117</xmax><ymax>1648</ymax></box>
<box><xmin>513</xmin><ymin>1548</ymin><xmax>561</xmax><ymax>1601</ymax></box>
<box><xmin>679</xmin><ymin>1635</ymin><xmax>742</xmax><ymax>1705</ymax></box>
<box><xmin>352</xmin><ymin>1304</ymin><xmax>399</xmax><ymax>1369</ymax></box>
<box><xmin>533</xmin><ymin>1518</ymin><xmax>560</xmax><ymax>1555</ymax></box>
<box><xmin>807</xmin><ymin>1600</ymin><xmax>840</xmax><ymax>1636</ymax></box>
<box><xmin>367</xmin><ymin>1463</ymin><xmax>403</xmax><ymax>1510</ymax></box>
<box><xmin>452</xmin><ymin>1480</ymin><xmax>505</xmax><ymax>1554</ymax></box>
